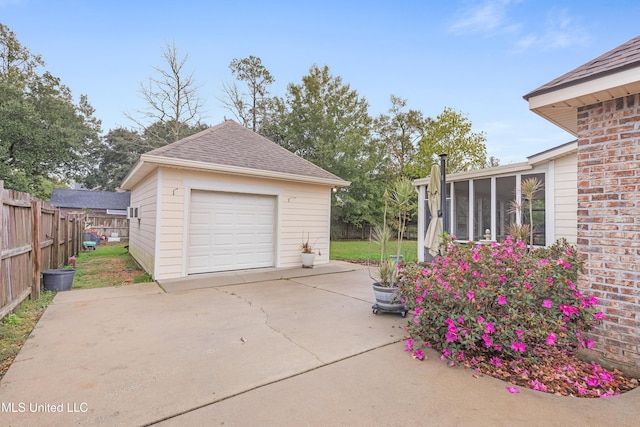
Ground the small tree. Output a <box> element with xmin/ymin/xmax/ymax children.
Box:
<box><xmin>508</xmin><ymin>177</ymin><xmax>543</xmax><ymax>248</ymax></box>
<box><xmin>129</xmin><ymin>41</ymin><xmax>204</xmax><ymax>144</ymax></box>
<box><xmin>387</xmin><ymin>177</ymin><xmax>417</xmax><ymax>258</ymax></box>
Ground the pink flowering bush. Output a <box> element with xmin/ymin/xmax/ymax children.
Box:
<box><xmin>397</xmin><ymin>236</ymin><xmax>603</xmax><ymax>364</ymax></box>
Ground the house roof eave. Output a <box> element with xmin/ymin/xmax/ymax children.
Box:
<box><xmin>125</xmin><ymin>155</ymin><xmax>350</xmax><ymax>189</ymax></box>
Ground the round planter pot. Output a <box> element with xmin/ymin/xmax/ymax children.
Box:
<box><xmin>301</xmin><ymin>253</ymin><xmax>316</xmax><ymax>268</ymax></box>
<box><xmin>42</xmin><ymin>269</ymin><xmax>75</xmax><ymax>292</ymax></box>
<box><xmin>372</xmin><ymin>282</ymin><xmax>404</xmax><ymax>311</ymax></box>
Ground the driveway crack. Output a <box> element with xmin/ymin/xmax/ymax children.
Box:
<box><xmin>215</xmin><ymin>288</ymin><xmax>324</xmax><ymax>364</ymax></box>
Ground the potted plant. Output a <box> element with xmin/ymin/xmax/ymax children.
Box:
<box><xmin>369</xmin><ymin>179</ymin><xmax>416</xmax><ymax>317</ymax></box>
<box><xmin>301</xmin><ymin>233</ymin><xmax>317</xmax><ymax>268</ymax></box>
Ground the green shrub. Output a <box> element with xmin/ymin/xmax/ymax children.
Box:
<box><xmin>397</xmin><ymin>236</ymin><xmax>603</xmax><ymax>364</ymax></box>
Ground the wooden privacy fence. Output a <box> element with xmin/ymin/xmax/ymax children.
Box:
<box><xmin>0</xmin><ymin>181</ymin><xmax>83</xmax><ymax>320</ymax></box>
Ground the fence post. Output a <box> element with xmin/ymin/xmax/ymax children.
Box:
<box><xmin>0</xmin><ymin>181</ymin><xmax>4</xmax><ymax>293</ymax></box>
<box><xmin>53</xmin><ymin>209</ymin><xmax>60</xmax><ymax>268</ymax></box>
<box><xmin>31</xmin><ymin>200</ymin><xmax>42</xmax><ymax>300</ymax></box>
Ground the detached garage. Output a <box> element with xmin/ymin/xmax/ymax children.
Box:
<box><xmin>120</xmin><ymin>120</ymin><xmax>349</xmax><ymax>281</ymax></box>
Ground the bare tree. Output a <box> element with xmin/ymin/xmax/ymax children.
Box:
<box><xmin>220</xmin><ymin>55</ymin><xmax>274</xmax><ymax>132</ymax></box>
<box><xmin>128</xmin><ymin>41</ymin><xmax>204</xmax><ymax>144</ymax></box>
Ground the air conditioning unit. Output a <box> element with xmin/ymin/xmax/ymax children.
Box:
<box><xmin>127</xmin><ymin>206</ymin><xmax>139</xmax><ymax>219</ymax></box>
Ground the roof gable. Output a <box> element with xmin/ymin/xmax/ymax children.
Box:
<box><xmin>142</xmin><ymin>120</ymin><xmax>344</xmax><ymax>183</ymax></box>
<box><xmin>525</xmin><ymin>35</ymin><xmax>640</xmax><ymax>99</ymax></box>
<box><xmin>523</xmin><ymin>35</ymin><xmax>640</xmax><ymax>136</ymax></box>
<box><xmin>51</xmin><ymin>189</ymin><xmax>130</xmax><ymax>210</ymax></box>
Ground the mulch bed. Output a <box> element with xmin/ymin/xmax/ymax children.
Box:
<box><xmin>458</xmin><ymin>347</ymin><xmax>639</xmax><ymax>397</ymax></box>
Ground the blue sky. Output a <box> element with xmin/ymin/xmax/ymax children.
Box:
<box><xmin>2</xmin><ymin>0</ymin><xmax>639</xmax><ymax>164</ymax></box>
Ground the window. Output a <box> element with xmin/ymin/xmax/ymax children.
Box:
<box><xmin>453</xmin><ymin>181</ymin><xmax>469</xmax><ymax>240</ymax></box>
<box><xmin>473</xmin><ymin>179</ymin><xmax>491</xmax><ymax>241</ymax></box>
<box><xmin>521</xmin><ymin>173</ymin><xmax>545</xmax><ymax>246</ymax></box>
<box><xmin>496</xmin><ymin>176</ymin><xmax>516</xmax><ymax>241</ymax></box>
<box><xmin>446</xmin><ymin>172</ymin><xmax>546</xmax><ymax>245</ymax></box>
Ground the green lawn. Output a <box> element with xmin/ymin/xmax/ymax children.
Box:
<box><xmin>330</xmin><ymin>240</ymin><xmax>418</xmax><ymax>262</ymax></box>
<box><xmin>73</xmin><ymin>243</ymin><xmax>152</xmax><ymax>289</ymax></box>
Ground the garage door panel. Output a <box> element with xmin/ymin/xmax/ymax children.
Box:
<box><xmin>188</xmin><ymin>191</ymin><xmax>275</xmax><ymax>274</ymax></box>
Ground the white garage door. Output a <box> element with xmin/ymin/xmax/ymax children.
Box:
<box><xmin>188</xmin><ymin>191</ymin><xmax>275</xmax><ymax>274</ymax></box>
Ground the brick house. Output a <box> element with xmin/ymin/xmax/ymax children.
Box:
<box><xmin>524</xmin><ymin>35</ymin><xmax>640</xmax><ymax>376</ymax></box>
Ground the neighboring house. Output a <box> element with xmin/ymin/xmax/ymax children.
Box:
<box><xmin>50</xmin><ymin>189</ymin><xmax>131</xmax><ymax>240</ymax></box>
<box><xmin>415</xmin><ymin>141</ymin><xmax>577</xmax><ymax>262</ymax></box>
<box><xmin>51</xmin><ymin>189</ymin><xmax>130</xmax><ymax>216</ymax></box>
<box><xmin>120</xmin><ymin>120</ymin><xmax>349</xmax><ymax>281</ymax></box>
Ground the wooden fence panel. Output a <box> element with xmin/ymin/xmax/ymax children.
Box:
<box><xmin>0</xmin><ymin>181</ymin><xmax>83</xmax><ymax>320</ymax></box>
<box><xmin>86</xmin><ymin>214</ymin><xmax>129</xmax><ymax>240</ymax></box>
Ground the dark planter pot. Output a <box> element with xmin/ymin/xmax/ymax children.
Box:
<box><xmin>42</xmin><ymin>269</ymin><xmax>75</xmax><ymax>292</ymax></box>
<box><xmin>371</xmin><ymin>282</ymin><xmax>408</xmax><ymax>317</ymax></box>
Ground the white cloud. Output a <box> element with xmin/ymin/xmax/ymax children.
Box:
<box><xmin>512</xmin><ymin>8</ymin><xmax>590</xmax><ymax>53</ymax></box>
<box><xmin>448</xmin><ymin>0</ymin><xmax>522</xmax><ymax>35</ymax></box>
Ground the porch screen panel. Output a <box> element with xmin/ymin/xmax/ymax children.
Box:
<box><xmin>496</xmin><ymin>176</ymin><xmax>516</xmax><ymax>241</ymax></box>
<box><xmin>522</xmin><ymin>173</ymin><xmax>546</xmax><ymax>246</ymax></box>
<box><xmin>453</xmin><ymin>181</ymin><xmax>469</xmax><ymax>240</ymax></box>
<box><xmin>473</xmin><ymin>179</ymin><xmax>491</xmax><ymax>241</ymax></box>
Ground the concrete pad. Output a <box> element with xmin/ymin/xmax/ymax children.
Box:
<box><xmin>157</xmin><ymin>344</ymin><xmax>640</xmax><ymax>427</ymax></box>
<box><xmin>52</xmin><ymin>282</ymin><xmax>163</xmax><ymax>304</ymax></box>
<box><xmin>0</xmin><ymin>271</ymin><xmax>404</xmax><ymax>426</ymax></box>
<box><xmin>158</xmin><ymin>261</ymin><xmax>363</xmax><ymax>293</ymax></box>
<box><xmin>1</xmin><ymin>267</ymin><xmax>639</xmax><ymax>426</ymax></box>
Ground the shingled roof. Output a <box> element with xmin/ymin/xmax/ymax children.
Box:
<box><xmin>124</xmin><ymin>120</ymin><xmax>347</xmax><ymax>187</ymax></box>
<box><xmin>51</xmin><ymin>189</ymin><xmax>130</xmax><ymax>210</ymax></box>
<box><xmin>523</xmin><ymin>35</ymin><xmax>640</xmax><ymax>136</ymax></box>
<box><xmin>524</xmin><ymin>35</ymin><xmax>640</xmax><ymax>99</ymax></box>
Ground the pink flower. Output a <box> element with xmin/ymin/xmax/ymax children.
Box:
<box><xmin>472</xmin><ymin>250</ymin><xmax>481</xmax><ymax>262</ymax></box>
<box><xmin>445</xmin><ymin>331</ymin><xmax>458</xmax><ymax>343</ymax></box>
<box><xmin>497</xmin><ymin>295</ymin><xmax>507</xmax><ymax>305</ymax></box>
<box><xmin>546</xmin><ymin>333</ymin><xmax>556</xmax><ymax>345</ymax></box>
<box><xmin>559</xmin><ymin>304</ymin><xmax>579</xmax><ymax>316</ymax></box>
<box><xmin>477</xmin><ymin>316</ymin><xmax>485</xmax><ymax>324</ymax></box>
<box><xmin>412</xmin><ymin>349</ymin><xmax>425</xmax><ymax>360</ymax></box>
<box><xmin>490</xmin><ymin>356</ymin><xmax>502</xmax><ymax>367</ymax></box>
<box><xmin>466</xmin><ymin>291</ymin><xmax>475</xmax><ymax>301</ymax></box>
<box><xmin>585</xmin><ymin>377</ymin><xmax>599</xmax><ymax>387</ymax></box>
<box><xmin>482</xmin><ymin>334</ymin><xmax>493</xmax><ymax>348</ymax></box>
<box><xmin>586</xmin><ymin>339</ymin><xmax>595</xmax><ymax>349</ymax></box>
<box><xmin>594</xmin><ymin>311</ymin><xmax>605</xmax><ymax>321</ymax></box>
<box><xmin>484</xmin><ymin>322</ymin><xmax>495</xmax><ymax>334</ymax></box>
<box><xmin>542</xmin><ymin>299</ymin><xmax>553</xmax><ymax>308</ymax></box>
<box><xmin>478</xmin><ymin>280</ymin><xmax>486</xmax><ymax>288</ymax></box>
<box><xmin>510</xmin><ymin>341</ymin><xmax>526</xmax><ymax>352</ymax></box>
<box><xmin>506</xmin><ymin>386</ymin><xmax>520</xmax><ymax>394</ymax></box>
<box><xmin>404</xmin><ymin>339</ymin><xmax>413</xmax><ymax>352</ymax></box>
<box><xmin>537</xmin><ymin>259</ymin><xmax>549</xmax><ymax>266</ymax></box>
<box><xmin>529</xmin><ymin>380</ymin><xmax>547</xmax><ymax>392</ymax></box>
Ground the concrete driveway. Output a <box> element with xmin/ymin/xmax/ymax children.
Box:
<box><xmin>0</xmin><ymin>263</ymin><xmax>638</xmax><ymax>426</ymax></box>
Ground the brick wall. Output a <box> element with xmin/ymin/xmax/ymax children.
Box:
<box><xmin>576</xmin><ymin>94</ymin><xmax>640</xmax><ymax>375</ymax></box>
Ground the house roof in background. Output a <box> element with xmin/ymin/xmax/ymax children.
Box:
<box><xmin>523</xmin><ymin>35</ymin><xmax>640</xmax><ymax>136</ymax></box>
<box><xmin>51</xmin><ymin>189</ymin><xmax>130</xmax><ymax>210</ymax></box>
<box><xmin>121</xmin><ymin>120</ymin><xmax>349</xmax><ymax>189</ymax></box>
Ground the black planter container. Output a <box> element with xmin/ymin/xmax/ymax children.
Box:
<box><xmin>42</xmin><ymin>269</ymin><xmax>75</xmax><ymax>291</ymax></box>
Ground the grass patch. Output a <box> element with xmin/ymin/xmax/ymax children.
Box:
<box><xmin>1</xmin><ymin>290</ymin><xmax>55</xmax><ymax>379</ymax></box>
<box><xmin>330</xmin><ymin>240</ymin><xmax>418</xmax><ymax>262</ymax></box>
<box><xmin>73</xmin><ymin>243</ymin><xmax>152</xmax><ymax>290</ymax></box>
